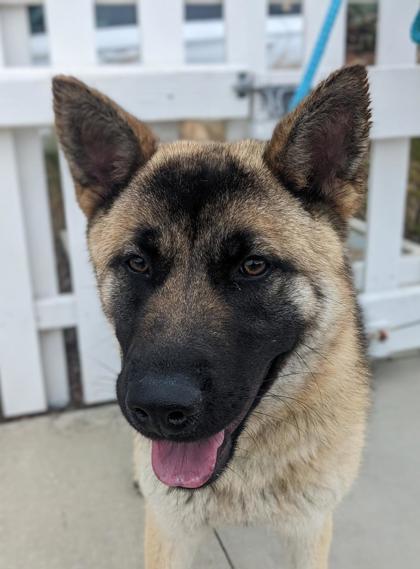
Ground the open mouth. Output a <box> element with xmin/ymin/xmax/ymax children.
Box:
<box><xmin>151</xmin><ymin>430</ymin><xmax>226</xmax><ymax>489</ymax></box>
<box><xmin>151</xmin><ymin>353</ymin><xmax>288</xmax><ymax>490</ymax></box>
<box><xmin>151</xmin><ymin>412</ymin><xmax>248</xmax><ymax>490</ymax></box>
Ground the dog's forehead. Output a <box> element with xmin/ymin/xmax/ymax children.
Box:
<box><xmin>88</xmin><ymin>139</ymin><xmax>321</xmax><ymax>271</ymax></box>
<box><xmin>116</xmin><ymin>140</ymin><xmax>275</xmax><ymax>240</ymax></box>
<box><xmin>137</xmin><ymin>140</ymin><xmax>269</xmax><ymax>219</ymax></box>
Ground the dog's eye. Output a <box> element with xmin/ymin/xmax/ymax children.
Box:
<box><xmin>126</xmin><ymin>255</ymin><xmax>150</xmax><ymax>275</ymax></box>
<box><xmin>240</xmin><ymin>257</ymin><xmax>269</xmax><ymax>277</ymax></box>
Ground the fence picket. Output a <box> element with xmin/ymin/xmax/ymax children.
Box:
<box><xmin>138</xmin><ymin>0</ymin><xmax>184</xmax><ymax>66</ymax></box>
<box><xmin>225</xmin><ymin>0</ymin><xmax>267</xmax><ymax>72</ymax></box>
<box><xmin>364</xmin><ymin>0</ymin><xmax>418</xmax><ymax>293</ymax></box>
<box><xmin>0</xmin><ymin>5</ymin><xmax>30</xmax><ymax>65</ymax></box>
<box><xmin>225</xmin><ymin>0</ymin><xmax>267</xmax><ymax>139</ymax></box>
<box><xmin>45</xmin><ymin>0</ymin><xmax>96</xmax><ymax>66</ymax></box>
<box><xmin>0</xmin><ymin>130</ymin><xmax>47</xmax><ymax>416</ymax></box>
<box><xmin>365</xmin><ymin>139</ymin><xmax>411</xmax><ymax>292</ymax></box>
<box><xmin>0</xmin><ymin>4</ymin><xmax>69</xmax><ymax>410</ymax></box>
<box><xmin>15</xmin><ymin>129</ymin><xmax>69</xmax><ymax>407</ymax></box>
<box><xmin>376</xmin><ymin>0</ymin><xmax>418</xmax><ymax>65</ymax></box>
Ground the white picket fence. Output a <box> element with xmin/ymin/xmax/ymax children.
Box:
<box><xmin>0</xmin><ymin>0</ymin><xmax>419</xmax><ymax>418</ymax></box>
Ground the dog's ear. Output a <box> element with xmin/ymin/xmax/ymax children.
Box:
<box><xmin>264</xmin><ymin>65</ymin><xmax>371</xmax><ymax>219</ymax></box>
<box><xmin>53</xmin><ymin>76</ymin><xmax>157</xmax><ymax>218</ymax></box>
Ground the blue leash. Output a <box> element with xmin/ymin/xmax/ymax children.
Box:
<box><xmin>288</xmin><ymin>0</ymin><xmax>343</xmax><ymax>111</ymax></box>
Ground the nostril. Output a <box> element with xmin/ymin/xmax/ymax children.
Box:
<box><xmin>132</xmin><ymin>407</ymin><xmax>149</xmax><ymax>421</ymax></box>
<box><xmin>167</xmin><ymin>410</ymin><xmax>188</xmax><ymax>427</ymax></box>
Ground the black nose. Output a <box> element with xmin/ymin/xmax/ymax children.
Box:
<box><xmin>126</xmin><ymin>374</ymin><xmax>203</xmax><ymax>436</ymax></box>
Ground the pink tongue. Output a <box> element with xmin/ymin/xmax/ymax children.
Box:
<box><xmin>152</xmin><ymin>431</ymin><xmax>225</xmax><ymax>489</ymax></box>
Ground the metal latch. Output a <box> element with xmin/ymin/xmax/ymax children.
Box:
<box><xmin>234</xmin><ymin>72</ymin><xmax>296</xmax><ymax>119</ymax></box>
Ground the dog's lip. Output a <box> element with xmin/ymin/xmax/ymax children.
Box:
<box><xmin>201</xmin><ymin>350</ymin><xmax>295</xmax><ymax>489</ymax></box>
<box><xmin>191</xmin><ymin>375</ymin><xmax>276</xmax><ymax>489</ymax></box>
<box><xmin>205</xmin><ymin>397</ymin><xmax>260</xmax><ymax>486</ymax></box>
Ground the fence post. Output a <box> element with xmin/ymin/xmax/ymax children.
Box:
<box><xmin>364</xmin><ymin>0</ymin><xmax>418</xmax><ymax>292</ymax></box>
<box><xmin>46</xmin><ymin>0</ymin><xmax>120</xmax><ymax>403</ymax></box>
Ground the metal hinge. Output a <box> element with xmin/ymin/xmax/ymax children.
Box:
<box><xmin>234</xmin><ymin>72</ymin><xmax>296</xmax><ymax>119</ymax></box>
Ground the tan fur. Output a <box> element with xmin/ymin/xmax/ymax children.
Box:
<box><xmin>53</xmin><ymin>66</ymin><xmax>371</xmax><ymax>569</ymax></box>
<box><xmin>87</xmin><ymin>140</ymin><xmax>368</xmax><ymax>569</ymax></box>
<box><xmin>90</xmin><ymin>140</ymin><xmax>369</xmax><ymax>568</ymax></box>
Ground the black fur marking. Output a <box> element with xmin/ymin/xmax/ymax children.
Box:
<box><xmin>142</xmin><ymin>151</ymin><xmax>260</xmax><ymax>236</ymax></box>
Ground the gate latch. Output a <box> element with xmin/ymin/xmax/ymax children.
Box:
<box><xmin>234</xmin><ymin>72</ymin><xmax>296</xmax><ymax>119</ymax></box>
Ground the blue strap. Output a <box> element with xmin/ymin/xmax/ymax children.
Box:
<box><xmin>288</xmin><ymin>0</ymin><xmax>343</xmax><ymax>111</ymax></box>
<box><xmin>411</xmin><ymin>10</ymin><xmax>420</xmax><ymax>44</ymax></box>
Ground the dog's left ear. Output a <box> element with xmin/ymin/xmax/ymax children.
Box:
<box><xmin>264</xmin><ymin>65</ymin><xmax>371</xmax><ymax>219</ymax></box>
<box><xmin>53</xmin><ymin>75</ymin><xmax>157</xmax><ymax>218</ymax></box>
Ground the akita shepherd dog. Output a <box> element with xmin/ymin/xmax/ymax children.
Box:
<box><xmin>53</xmin><ymin>65</ymin><xmax>371</xmax><ymax>569</ymax></box>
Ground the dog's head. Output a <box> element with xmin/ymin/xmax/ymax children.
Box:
<box><xmin>53</xmin><ymin>66</ymin><xmax>370</xmax><ymax>489</ymax></box>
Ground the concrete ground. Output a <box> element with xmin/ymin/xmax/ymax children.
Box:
<box><xmin>0</xmin><ymin>354</ymin><xmax>419</xmax><ymax>569</ymax></box>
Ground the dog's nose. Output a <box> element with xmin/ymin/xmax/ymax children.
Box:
<box><xmin>126</xmin><ymin>374</ymin><xmax>203</xmax><ymax>436</ymax></box>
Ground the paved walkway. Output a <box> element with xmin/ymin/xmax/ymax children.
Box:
<box><xmin>0</xmin><ymin>354</ymin><xmax>419</xmax><ymax>568</ymax></box>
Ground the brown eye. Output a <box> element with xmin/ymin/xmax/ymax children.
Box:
<box><xmin>127</xmin><ymin>255</ymin><xmax>149</xmax><ymax>274</ymax></box>
<box><xmin>240</xmin><ymin>257</ymin><xmax>268</xmax><ymax>277</ymax></box>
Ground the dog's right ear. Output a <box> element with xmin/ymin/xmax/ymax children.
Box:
<box><xmin>53</xmin><ymin>76</ymin><xmax>157</xmax><ymax>218</ymax></box>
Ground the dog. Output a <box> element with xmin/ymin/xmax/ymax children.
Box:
<box><xmin>53</xmin><ymin>65</ymin><xmax>371</xmax><ymax>569</ymax></box>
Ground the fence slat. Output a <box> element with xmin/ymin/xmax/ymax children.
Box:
<box><xmin>225</xmin><ymin>0</ymin><xmax>267</xmax><ymax>72</ymax></box>
<box><xmin>0</xmin><ymin>130</ymin><xmax>47</xmax><ymax>416</ymax></box>
<box><xmin>376</xmin><ymin>0</ymin><xmax>418</xmax><ymax>65</ymax></box>
<box><xmin>365</xmin><ymin>139</ymin><xmax>411</xmax><ymax>292</ymax></box>
<box><xmin>0</xmin><ymin>3</ymin><xmax>48</xmax><ymax>416</ymax></box>
<box><xmin>224</xmin><ymin>0</ymin><xmax>263</xmax><ymax>141</ymax></box>
<box><xmin>225</xmin><ymin>0</ymin><xmax>267</xmax><ymax>138</ymax></box>
<box><xmin>45</xmin><ymin>0</ymin><xmax>96</xmax><ymax>66</ymax></box>
<box><xmin>36</xmin><ymin>294</ymin><xmax>78</xmax><ymax>332</ymax></box>
<box><xmin>0</xmin><ymin>66</ymin><xmax>249</xmax><ymax>127</ymax></box>
<box><xmin>15</xmin><ymin>129</ymin><xmax>69</xmax><ymax>407</ymax></box>
<box><xmin>0</xmin><ymin>5</ymin><xmax>30</xmax><ymax>66</ymax></box>
<box><xmin>364</xmin><ymin>0</ymin><xmax>417</xmax><ymax>294</ymax></box>
<box><xmin>0</xmin><ymin>2</ymin><xmax>68</xmax><ymax>409</ymax></box>
<box><xmin>138</xmin><ymin>0</ymin><xmax>184</xmax><ymax>66</ymax></box>
<box><xmin>360</xmin><ymin>285</ymin><xmax>420</xmax><ymax>357</ymax></box>
<box><xmin>59</xmin><ymin>156</ymin><xmax>120</xmax><ymax>403</ymax></box>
